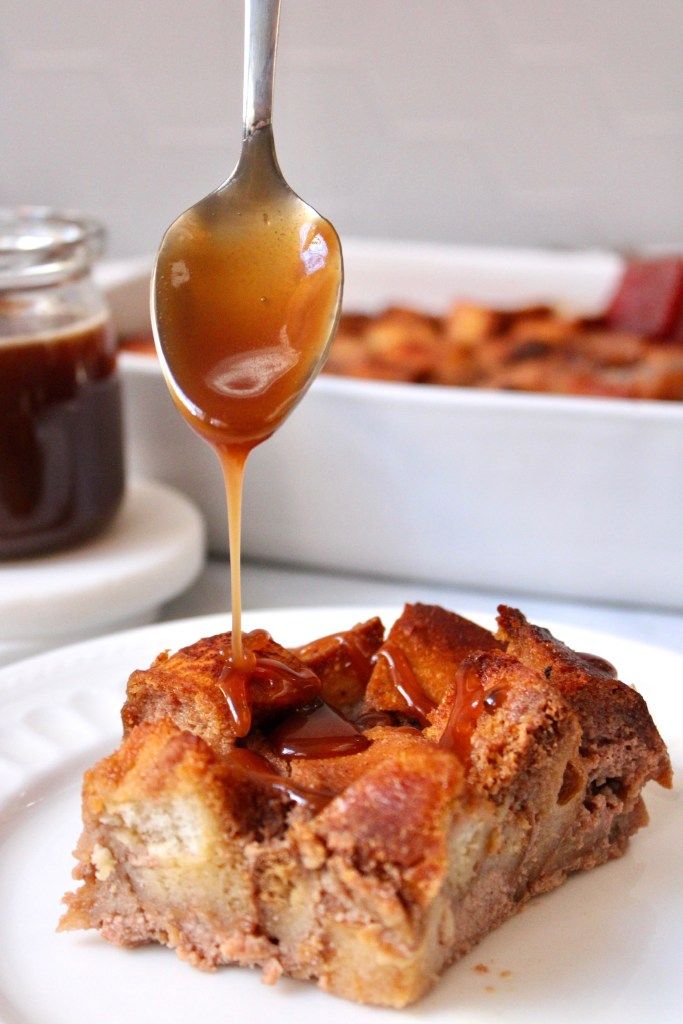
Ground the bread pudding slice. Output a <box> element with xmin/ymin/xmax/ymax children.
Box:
<box><xmin>60</xmin><ymin>605</ymin><xmax>671</xmax><ymax>1007</ymax></box>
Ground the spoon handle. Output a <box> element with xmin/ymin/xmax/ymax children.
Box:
<box><xmin>243</xmin><ymin>0</ymin><xmax>281</xmax><ymax>136</ymax></box>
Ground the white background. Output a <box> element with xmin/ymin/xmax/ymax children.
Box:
<box><xmin>1</xmin><ymin>0</ymin><xmax>681</xmax><ymax>258</ymax></box>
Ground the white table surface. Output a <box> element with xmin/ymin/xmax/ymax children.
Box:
<box><xmin>160</xmin><ymin>558</ymin><xmax>683</xmax><ymax>655</ymax></box>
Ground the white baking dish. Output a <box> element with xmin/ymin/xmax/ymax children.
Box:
<box><xmin>100</xmin><ymin>239</ymin><xmax>683</xmax><ymax>608</ymax></box>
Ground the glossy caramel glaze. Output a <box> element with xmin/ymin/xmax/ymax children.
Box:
<box><xmin>372</xmin><ymin>643</ymin><xmax>436</xmax><ymax>726</ymax></box>
<box><xmin>439</xmin><ymin>662</ymin><xmax>507</xmax><ymax>762</ymax></box>
<box><xmin>217</xmin><ymin>629</ymin><xmax>320</xmax><ymax>738</ymax></box>
<box><xmin>268</xmin><ymin>699</ymin><xmax>370</xmax><ymax>759</ymax></box>
<box><xmin>153</xmin><ymin>131</ymin><xmax>341</xmax><ymax>450</ymax></box>
<box><xmin>294</xmin><ymin>630</ymin><xmax>375</xmax><ymax>683</ymax></box>
<box><xmin>225</xmin><ymin>746</ymin><xmax>331</xmax><ymax>812</ymax></box>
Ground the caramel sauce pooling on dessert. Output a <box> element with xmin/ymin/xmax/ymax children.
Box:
<box><xmin>577</xmin><ymin>651</ymin><xmax>618</xmax><ymax>677</ymax></box>
<box><xmin>153</xmin><ymin>133</ymin><xmax>341</xmax><ymax>725</ymax></box>
<box><xmin>268</xmin><ymin>699</ymin><xmax>370</xmax><ymax>759</ymax></box>
<box><xmin>373</xmin><ymin>642</ymin><xmax>507</xmax><ymax>762</ymax></box>
<box><xmin>378</xmin><ymin>645</ymin><xmax>616</xmax><ymax>764</ymax></box>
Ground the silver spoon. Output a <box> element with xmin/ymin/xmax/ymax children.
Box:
<box><xmin>150</xmin><ymin>0</ymin><xmax>343</xmax><ymax>451</ymax></box>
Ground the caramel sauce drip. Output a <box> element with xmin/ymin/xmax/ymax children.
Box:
<box><xmin>268</xmin><ymin>700</ymin><xmax>370</xmax><ymax>759</ymax></box>
<box><xmin>577</xmin><ymin>651</ymin><xmax>618</xmax><ymax>677</ymax></box>
<box><xmin>218</xmin><ymin>665</ymin><xmax>251</xmax><ymax>737</ymax></box>
<box><xmin>220</xmin><ymin>446</ymin><xmax>249</xmax><ymax>664</ymax></box>
<box><xmin>153</xmin><ymin>132</ymin><xmax>342</xmax><ymax>664</ymax></box>
<box><xmin>217</xmin><ymin>629</ymin><xmax>321</xmax><ymax>738</ymax></box>
<box><xmin>373</xmin><ymin>642</ymin><xmax>436</xmax><ymax>726</ymax></box>
<box><xmin>439</xmin><ymin>662</ymin><xmax>507</xmax><ymax>763</ymax></box>
<box><xmin>294</xmin><ymin>630</ymin><xmax>375</xmax><ymax>681</ymax></box>
<box><xmin>224</xmin><ymin>746</ymin><xmax>330</xmax><ymax>813</ymax></box>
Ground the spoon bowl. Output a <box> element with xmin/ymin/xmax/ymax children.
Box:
<box><xmin>152</xmin><ymin>125</ymin><xmax>343</xmax><ymax>449</ymax></box>
<box><xmin>151</xmin><ymin>0</ymin><xmax>343</xmax><ymax>450</ymax></box>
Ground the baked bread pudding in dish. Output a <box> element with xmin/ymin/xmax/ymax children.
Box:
<box><xmin>60</xmin><ymin>604</ymin><xmax>671</xmax><ymax>1008</ymax></box>
<box><xmin>315</xmin><ymin>255</ymin><xmax>683</xmax><ymax>397</ymax></box>
<box><xmin>323</xmin><ymin>299</ymin><xmax>683</xmax><ymax>398</ymax></box>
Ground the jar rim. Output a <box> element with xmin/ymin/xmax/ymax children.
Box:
<box><xmin>0</xmin><ymin>207</ymin><xmax>106</xmax><ymax>290</ymax></box>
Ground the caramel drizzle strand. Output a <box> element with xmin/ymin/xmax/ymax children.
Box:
<box><xmin>373</xmin><ymin>642</ymin><xmax>435</xmax><ymax>726</ymax></box>
<box><xmin>225</xmin><ymin>747</ymin><xmax>330</xmax><ymax>813</ymax></box>
<box><xmin>439</xmin><ymin>661</ymin><xmax>507</xmax><ymax>762</ymax></box>
<box><xmin>218</xmin><ymin>630</ymin><xmax>320</xmax><ymax>738</ymax></box>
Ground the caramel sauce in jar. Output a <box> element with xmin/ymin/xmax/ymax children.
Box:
<box><xmin>0</xmin><ymin>210</ymin><xmax>124</xmax><ymax>558</ymax></box>
<box><xmin>0</xmin><ymin>308</ymin><xmax>123</xmax><ymax>558</ymax></box>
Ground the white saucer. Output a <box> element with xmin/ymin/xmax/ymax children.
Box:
<box><xmin>0</xmin><ymin>479</ymin><xmax>205</xmax><ymax>662</ymax></box>
<box><xmin>0</xmin><ymin>606</ymin><xmax>680</xmax><ymax>1024</ymax></box>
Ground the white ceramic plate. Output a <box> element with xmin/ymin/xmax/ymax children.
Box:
<box><xmin>0</xmin><ymin>606</ymin><xmax>680</xmax><ymax>1024</ymax></box>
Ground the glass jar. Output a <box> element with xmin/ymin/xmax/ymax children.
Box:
<box><xmin>0</xmin><ymin>207</ymin><xmax>124</xmax><ymax>558</ymax></box>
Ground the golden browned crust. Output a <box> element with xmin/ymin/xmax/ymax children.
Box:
<box><xmin>308</xmin><ymin>742</ymin><xmax>465</xmax><ymax>907</ymax></box>
<box><xmin>62</xmin><ymin>603</ymin><xmax>671</xmax><ymax>1008</ymax></box>
<box><xmin>496</xmin><ymin>604</ymin><xmax>672</xmax><ymax>788</ymax></box>
<box><xmin>426</xmin><ymin>650</ymin><xmax>582</xmax><ymax>805</ymax></box>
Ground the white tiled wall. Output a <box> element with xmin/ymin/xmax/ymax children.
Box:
<box><xmin>1</xmin><ymin>1</ymin><xmax>681</xmax><ymax>257</ymax></box>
